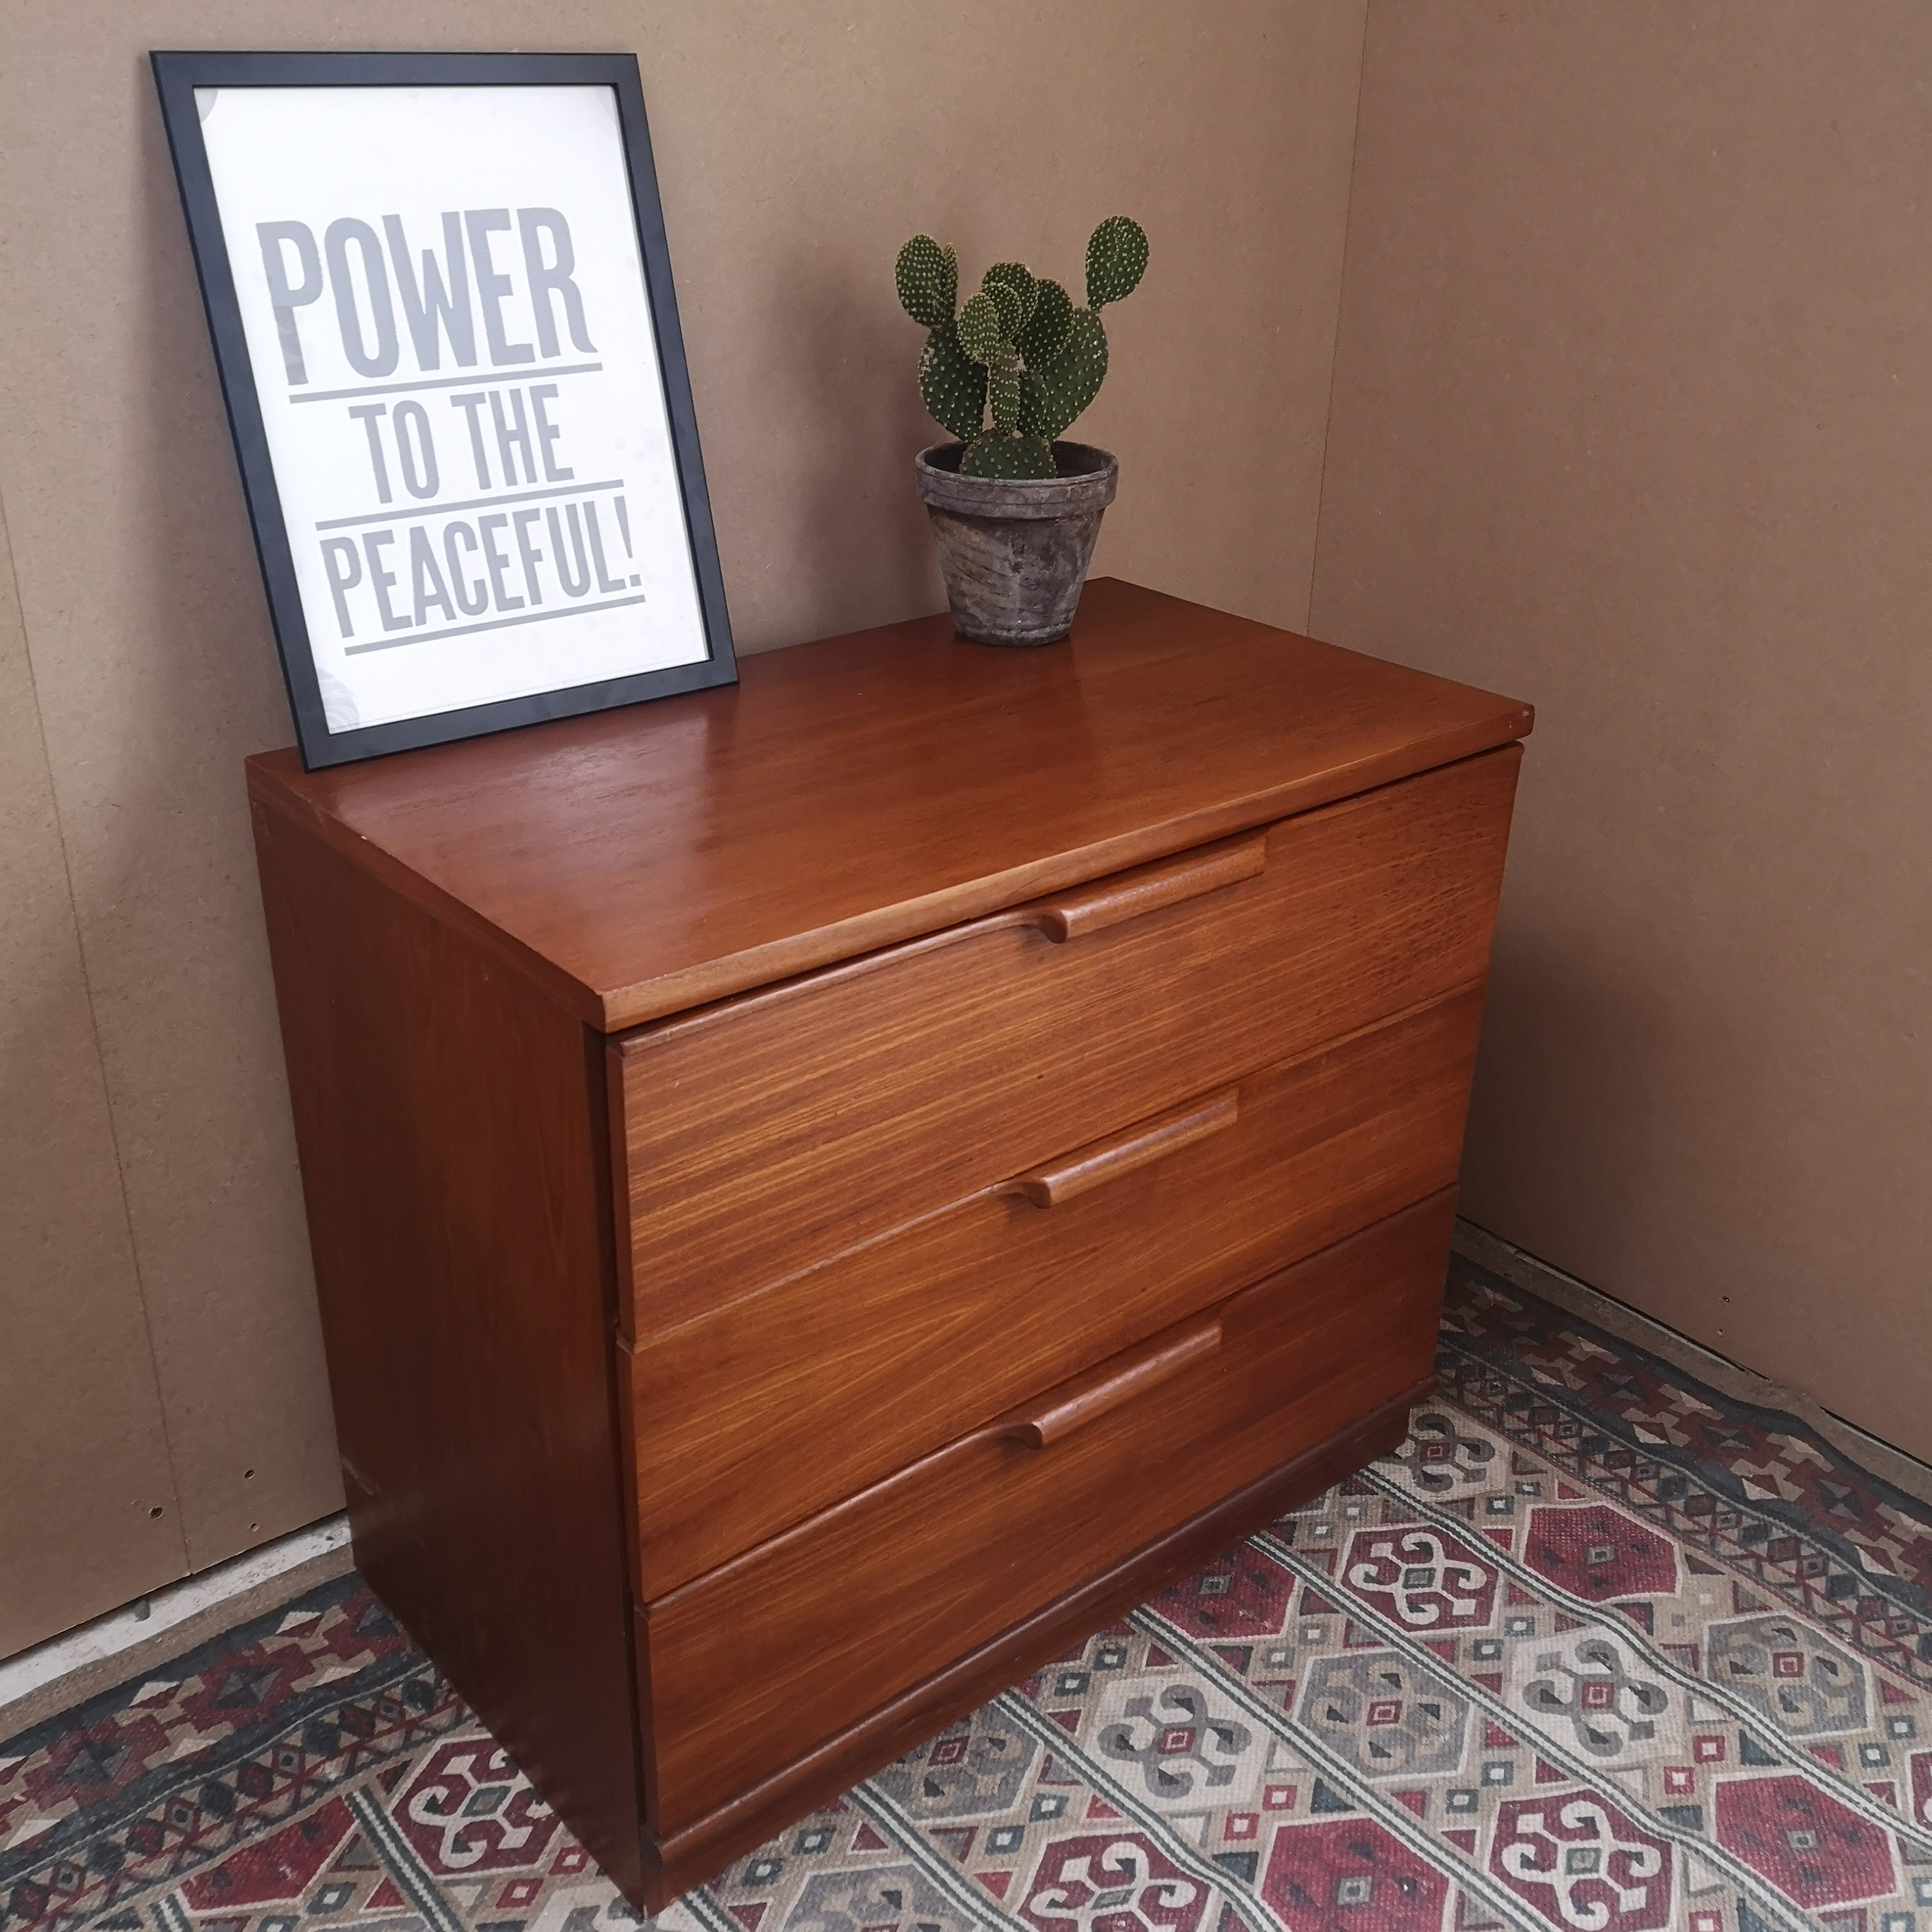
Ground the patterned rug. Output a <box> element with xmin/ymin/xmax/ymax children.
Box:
<box><xmin>8</xmin><ymin>1250</ymin><xmax>1932</xmax><ymax>1932</ymax></box>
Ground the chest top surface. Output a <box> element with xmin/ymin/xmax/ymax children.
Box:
<box><xmin>247</xmin><ymin>578</ymin><xmax>1532</xmax><ymax>1030</ymax></box>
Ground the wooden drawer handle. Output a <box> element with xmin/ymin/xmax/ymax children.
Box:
<box><xmin>1023</xmin><ymin>833</ymin><xmax>1265</xmax><ymax>941</ymax></box>
<box><xmin>1007</xmin><ymin>1091</ymin><xmax>1239</xmax><ymax>1208</ymax></box>
<box><xmin>999</xmin><ymin>1318</ymin><xmax>1224</xmax><ymax>1450</ymax></box>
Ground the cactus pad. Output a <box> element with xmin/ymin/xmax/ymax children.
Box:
<box><xmin>986</xmin><ymin>342</ymin><xmax>1022</xmax><ymax>432</ymax></box>
<box><xmin>1018</xmin><ymin>307</ymin><xmax>1109</xmax><ymax>441</ymax></box>
<box><xmin>983</xmin><ymin>278</ymin><xmax>1027</xmax><ymax>340</ymax></box>
<box><xmin>895</xmin><ymin>234</ymin><xmax>958</xmax><ymax>327</ymax></box>
<box><xmin>1016</xmin><ymin>278</ymin><xmax>1075</xmax><ymax>366</ymax></box>
<box><xmin>982</xmin><ymin>261</ymin><xmax>1038</xmax><ymax>325</ymax></box>
<box><xmin>955</xmin><ymin>291</ymin><xmax>1005</xmax><ymax>365</ymax></box>
<box><xmin>961</xmin><ymin>429</ymin><xmax>1056</xmax><ymax>479</ymax></box>
<box><xmin>918</xmin><ymin>321</ymin><xmax>987</xmax><ymax>443</ymax></box>
<box><xmin>1085</xmin><ymin>216</ymin><xmax>1149</xmax><ymax>309</ymax></box>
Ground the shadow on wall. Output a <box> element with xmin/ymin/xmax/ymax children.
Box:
<box><xmin>762</xmin><ymin>244</ymin><xmax>946</xmax><ymax>648</ymax></box>
<box><xmin>1457</xmin><ymin>924</ymin><xmax>1683</xmax><ymax>1294</ymax></box>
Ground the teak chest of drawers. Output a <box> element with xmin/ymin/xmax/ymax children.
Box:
<box><xmin>248</xmin><ymin>578</ymin><xmax>1532</xmax><ymax>1907</ymax></box>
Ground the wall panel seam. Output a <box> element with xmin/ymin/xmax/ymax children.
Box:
<box><xmin>0</xmin><ymin>468</ymin><xmax>190</xmax><ymax>1580</ymax></box>
<box><xmin>1304</xmin><ymin>0</ymin><xmax>1374</xmax><ymax>638</ymax></box>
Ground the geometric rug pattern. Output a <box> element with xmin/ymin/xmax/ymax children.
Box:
<box><xmin>8</xmin><ymin>1249</ymin><xmax>1932</xmax><ymax>1932</ymax></box>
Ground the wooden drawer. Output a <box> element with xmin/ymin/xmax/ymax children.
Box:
<box><xmin>623</xmin><ymin>986</ymin><xmax>1483</xmax><ymax>1595</ymax></box>
<box><xmin>611</xmin><ymin>746</ymin><xmax>1517</xmax><ymax>1336</ymax></box>
<box><xmin>636</xmin><ymin>1191</ymin><xmax>1454</xmax><ymax>1837</ymax></box>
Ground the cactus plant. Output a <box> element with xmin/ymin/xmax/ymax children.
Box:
<box><xmin>896</xmin><ymin>218</ymin><xmax>1147</xmax><ymax>479</ymax></box>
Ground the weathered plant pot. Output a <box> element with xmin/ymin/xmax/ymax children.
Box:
<box><xmin>913</xmin><ymin>441</ymin><xmax>1119</xmax><ymax>646</ymax></box>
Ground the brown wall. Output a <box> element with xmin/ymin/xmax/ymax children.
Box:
<box><xmin>1313</xmin><ymin>1</ymin><xmax>1932</xmax><ymax>1459</ymax></box>
<box><xmin>0</xmin><ymin>1</ymin><xmax>1368</xmax><ymax>1653</ymax></box>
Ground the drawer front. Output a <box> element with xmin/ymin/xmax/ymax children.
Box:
<box><xmin>625</xmin><ymin>987</ymin><xmax>1484</xmax><ymax>1596</ymax></box>
<box><xmin>636</xmin><ymin>1193</ymin><xmax>1455</xmax><ymax>1836</ymax></box>
<box><xmin>612</xmin><ymin>746</ymin><xmax>1517</xmax><ymax>1336</ymax></box>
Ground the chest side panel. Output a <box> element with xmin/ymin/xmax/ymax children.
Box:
<box><xmin>251</xmin><ymin>797</ymin><xmax>643</xmax><ymax>1896</ymax></box>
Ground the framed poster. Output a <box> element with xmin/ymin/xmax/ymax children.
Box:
<box><xmin>152</xmin><ymin>51</ymin><xmax>736</xmax><ymax>768</ymax></box>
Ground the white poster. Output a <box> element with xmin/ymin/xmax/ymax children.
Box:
<box><xmin>194</xmin><ymin>82</ymin><xmax>712</xmax><ymax>737</ymax></box>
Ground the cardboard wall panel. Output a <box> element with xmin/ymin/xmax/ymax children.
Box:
<box><xmin>1312</xmin><ymin>0</ymin><xmax>1932</xmax><ymax>1457</ymax></box>
<box><xmin>0</xmin><ymin>1</ymin><xmax>1366</xmax><ymax>1639</ymax></box>
<box><xmin>0</xmin><ymin>489</ymin><xmax>188</xmax><ymax>1657</ymax></box>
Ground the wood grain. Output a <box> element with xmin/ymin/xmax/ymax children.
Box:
<box><xmin>624</xmin><ymin>987</ymin><xmax>1484</xmax><ymax>1594</ymax></box>
<box><xmin>614</xmin><ymin>749</ymin><xmax>1518</xmax><ymax>1337</ymax></box>
<box><xmin>636</xmin><ymin>1381</ymin><xmax>1429</xmax><ymax>1909</ymax></box>
<box><xmin>246</xmin><ymin>579</ymin><xmax>1532</xmax><ymax>1030</ymax></box>
<box><xmin>250</xmin><ymin>797</ymin><xmax>645</xmax><ymax>1900</ymax></box>
<box><xmin>637</xmin><ymin>1193</ymin><xmax>1457</xmax><ymax>1836</ymax></box>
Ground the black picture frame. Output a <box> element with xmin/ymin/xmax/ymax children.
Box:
<box><xmin>151</xmin><ymin>49</ymin><xmax>737</xmax><ymax>770</ymax></box>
